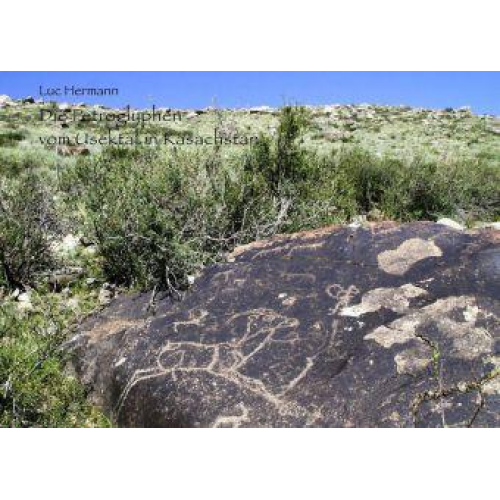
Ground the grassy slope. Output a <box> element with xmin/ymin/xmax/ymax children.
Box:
<box><xmin>2</xmin><ymin>101</ymin><xmax>500</xmax><ymax>164</ymax></box>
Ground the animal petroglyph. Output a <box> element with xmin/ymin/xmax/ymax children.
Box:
<box><xmin>112</xmin><ymin>308</ymin><xmax>314</xmax><ymax>420</ymax></box>
<box><xmin>71</xmin><ymin>223</ymin><xmax>500</xmax><ymax>427</ymax></box>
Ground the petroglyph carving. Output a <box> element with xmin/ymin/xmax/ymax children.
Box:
<box><xmin>72</xmin><ymin>223</ymin><xmax>500</xmax><ymax>427</ymax></box>
<box><xmin>112</xmin><ymin>308</ymin><xmax>314</xmax><ymax>419</ymax></box>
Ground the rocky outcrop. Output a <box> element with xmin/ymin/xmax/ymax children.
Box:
<box><xmin>0</xmin><ymin>95</ymin><xmax>14</xmax><ymax>108</ymax></box>
<box><xmin>69</xmin><ymin>222</ymin><xmax>500</xmax><ymax>427</ymax></box>
<box><xmin>487</xmin><ymin>118</ymin><xmax>500</xmax><ymax>135</ymax></box>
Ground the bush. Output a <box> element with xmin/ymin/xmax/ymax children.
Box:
<box><xmin>0</xmin><ymin>297</ymin><xmax>110</xmax><ymax>427</ymax></box>
<box><xmin>326</xmin><ymin>148</ymin><xmax>500</xmax><ymax>222</ymax></box>
<box><xmin>62</xmin><ymin>107</ymin><xmax>500</xmax><ymax>294</ymax></box>
<box><xmin>62</xmin><ymin>108</ymin><xmax>313</xmax><ymax>292</ymax></box>
<box><xmin>0</xmin><ymin>147</ymin><xmax>64</xmax><ymax>179</ymax></box>
<box><xmin>244</xmin><ymin>105</ymin><xmax>310</xmax><ymax>195</ymax></box>
<box><xmin>62</xmin><ymin>146</ymin><xmax>272</xmax><ymax>293</ymax></box>
<box><xmin>0</xmin><ymin>130</ymin><xmax>25</xmax><ymax>147</ymax></box>
<box><xmin>0</xmin><ymin>173</ymin><xmax>57</xmax><ymax>290</ymax></box>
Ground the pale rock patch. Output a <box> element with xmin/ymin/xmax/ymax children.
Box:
<box><xmin>364</xmin><ymin>322</ymin><xmax>418</xmax><ymax>348</ymax></box>
<box><xmin>394</xmin><ymin>344</ymin><xmax>433</xmax><ymax>375</ymax></box>
<box><xmin>377</xmin><ymin>238</ymin><xmax>443</xmax><ymax>275</ymax></box>
<box><xmin>0</xmin><ymin>95</ymin><xmax>13</xmax><ymax>107</ymax></box>
<box><xmin>340</xmin><ymin>284</ymin><xmax>427</xmax><ymax>317</ymax></box>
<box><xmin>52</xmin><ymin>234</ymin><xmax>81</xmax><ymax>258</ymax></box>
<box><xmin>16</xmin><ymin>291</ymin><xmax>33</xmax><ymax>312</ymax></box>
<box><xmin>437</xmin><ymin>218</ymin><xmax>464</xmax><ymax>231</ymax></box>
<box><xmin>482</xmin><ymin>377</ymin><xmax>500</xmax><ymax>396</ymax></box>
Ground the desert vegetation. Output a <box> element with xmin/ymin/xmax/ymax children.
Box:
<box><xmin>0</xmin><ymin>99</ymin><xmax>499</xmax><ymax>426</ymax></box>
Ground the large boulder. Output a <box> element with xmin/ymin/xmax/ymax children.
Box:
<box><xmin>69</xmin><ymin>222</ymin><xmax>500</xmax><ymax>427</ymax></box>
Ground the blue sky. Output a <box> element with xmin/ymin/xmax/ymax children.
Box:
<box><xmin>0</xmin><ymin>72</ymin><xmax>499</xmax><ymax>114</ymax></box>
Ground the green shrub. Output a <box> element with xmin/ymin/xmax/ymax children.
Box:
<box><xmin>0</xmin><ymin>173</ymin><xmax>57</xmax><ymax>290</ymax></box>
<box><xmin>244</xmin><ymin>106</ymin><xmax>310</xmax><ymax>195</ymax></box>
<box><xmin>62</xmin><ymin>148</ymin><xmax>189</xmax><ymax>291</ymax></box>
<box><xmin>0</xmin><ymin>130</ymin><xmax>25</xmax><ymax>147</ymax></box>
<box><xmin>332</xmin><ymin>148</ymin><xmax>397</xmax><ymax>213</ymax></box>
<box><xmin>0</xmin><ymin>297</ymin><xmax>110</xmax><ymax>427</ymax></box>
<box><xmin>0</xmin><ymin>147</ymin><xmax>64</xmax><ymax>178</ymax></box>
<box><xmin>61</xmin><ymin>106</ymin><xmax>500</xmax><ymax>294</ymax></box>
<box><xmin>285</xmin><ymin>153</ymin><xmax>358</xmax><ymax>231</ymax></box>
<box><xmin>330</xmin><ymin>148</ymin><xmax>500</xmax><ymax>221</ymax></box>
<box><xmin>60</xmin><ymin>107</ymin><xmax>314</xmax><ymax>293</ymax></box>
<box><xmin>63</xmin><ymin>147</ymin><xmax>253</xmax><ymax>292</ymax></box>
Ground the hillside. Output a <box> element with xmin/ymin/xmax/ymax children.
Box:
<box><xmin>2</xmin><ymin>96</ymin><xmax>500</xmax><ymax>164</ymax></box>
<box><xmin>0</xmin><ymin>96</ymin><xmax>499</xmax><ymax>427</ymax></box>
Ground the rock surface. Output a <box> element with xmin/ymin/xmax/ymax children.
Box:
<box><xmin>437</xmin><ymin>218</ymin><xmax>464</xmax><ymax>231</ymax></box>
<box><xmin>70</xmin><ymin>222</ymin><xmax>500</xmax><ymax>427</ymax></box>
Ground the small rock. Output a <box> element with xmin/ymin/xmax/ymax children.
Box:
<box><xmin>98</xmin><ymin>288</ymin><xmax>113</xmax><ymax>306</ymax></box>
<box><xmin>348</xmin><ymin>215</ymin><xmax>368</xmax><ymax>229</ymax></box>
<box><xmin>17</xmin><ymin>291</ymin><xmax>33</xmax><ymax>312</ymax></box>
<box><xmin>52</xmin><ymin>234</ymin><xmax>81</xmax><ymax>257</ymax></box>
<box><xmin>0</xmin><ymin>94</ymin><xmax>12</xmax><ymax>103</ymax></box>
